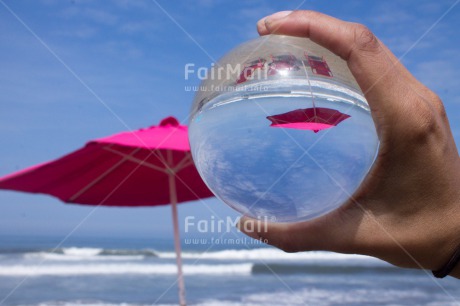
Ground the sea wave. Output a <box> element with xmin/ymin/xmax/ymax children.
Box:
<box><xmin>22</xmin><ymin>247</ymin><xmax>158</xmax><ymax>261</ymax></box>
<box><xmin>0</xmin><ymin>262</ymin><xmax>398</xmax><ymax>276</ymax></box>
<box><xmin>0</xmin><ymin>263</ymin><xmax>252</xmax><ymax>276</ymax></box>
<box><xmin>16</xmin><ymin>286</ymin><xmax>457</xmax><ymax>306</ymax></box>
<box><xmin>0</xmin><ymin>261</ymin><xmax>399</xmax><ymax>277</ymax></box>
<box><xmin>197</xmin><ymin>287</ymin><xmax>442</xmax><ymax>306</ymax></box>
<box><xmin>8</xmin><ymin>247</ymin><xmax>386</xmax><ymax>266</ymax></box>
<box><xmin>18</xmin><ymin>302</ymin><xmax>171</xmax><ymax>306</ymax></box>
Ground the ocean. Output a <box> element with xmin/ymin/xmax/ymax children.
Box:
<box><xmin>0</xmin><ymin>234</ymin><xmax>459</xmax><ymax>306</ymax></box>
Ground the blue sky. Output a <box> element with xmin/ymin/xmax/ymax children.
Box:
<box><xmin>0</xmin><ymin>0</ymin><xmax>459</xmax><ymax>241</ymax></box>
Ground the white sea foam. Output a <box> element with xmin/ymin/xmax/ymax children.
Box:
<box><xmin>61</xmin><ymin>247</ymin><xmax>103</xmax><ymax>256</ymax></box>
<box><xmin>158</xmin><ymin>249</ymin><xmax>385</xmax><ymax>266</ymax></box>
<box><xmin>19</xmin><ymin>303</ymin><xmax>167</xmax><ymax>306</ymax></box>
<box><xmin>23</xmin><ymin>247</ymin><xmax>155</xmax><ymax>261</ymax></box>
<box><xmin>24</xmin><ymin>252</ymin><xmax>145</xmax><ymax>261</ymax></box>
<box><xmin>0</xmin><ymin>263</ymin><xmax>252</xmax><ymax>276</ymax></box>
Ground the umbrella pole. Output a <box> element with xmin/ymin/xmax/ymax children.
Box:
<box><xmin>168</xmin><ymin>167</ymin><xmax>187</xmax><ymax>306</ymax></box>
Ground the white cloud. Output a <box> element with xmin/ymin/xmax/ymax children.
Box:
<box><xmin>224</xmin><ymin>3</ymin><xmax>276</xmax><ymax>41</ymax></box>
<box><xmin>414</xmin><ymin>59</ymin><xmax>459</xmax><ymax>95</ymax></box>
<box><xmin>118</xmin><ymin>20</ymin><xmax>158</xmax><ymax>35</ymax></box>
<box><xmin>417</xmin><ymin>1</ymin><xmax>454</xmax><ymax>14</ymax></box>
<box><xmin>372</xmin><ymin>10</ymin><xmax>414</xmax><ymax>24</ymax></box>
<box><xmin>366</xmin><ymin>2</ymin><xmax>456</xmax><ymax>55</ymax></box>
<box><xmin>113</xmin><ymin>0</ymin><xmax>150</xmax><ymax>10</ymax></box>
<box><xmin>59</xmin><ymin>6</ymin><xmax>118</xmax><ymax>25</ymax></box>
<box><xmin>84</xmin><ymin>8</ymin><xmax>119</xmax><ymax>25</ymax></box>
<box><xmin>56</xmin><ymin>24</ymin><xmax>99</xmax><ymax>39</ymax></box>
<box><xmin>195</xmin><ymin>0</ymin><xmax>218</xmax><ymax>8</ymax></box>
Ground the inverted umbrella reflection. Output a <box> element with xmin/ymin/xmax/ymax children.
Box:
<box><xmin>267</xmin><ymin>107</ymin><xmax>351</xmax><ymax>133</ymax></box>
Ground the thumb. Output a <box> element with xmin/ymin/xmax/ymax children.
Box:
<box><xmin>237</xmin><ymin>206</ymin><xmax>363</xmax><ymax>253</ymax></box>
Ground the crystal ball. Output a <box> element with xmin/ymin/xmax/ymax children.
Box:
<box><xmin>189</xmin><ymin>35</ymin><xmax>379</xmax><ymax>223</ymax></box>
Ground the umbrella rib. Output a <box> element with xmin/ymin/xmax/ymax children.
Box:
<box><xmin>175</xmin><ymin>159</ymin><xmax>194</xmax><ymax>173</ymax></box>
<box><xmin>301</xmin><ymin>57</ymin><xmax>316</xmax><ymax>110</ymax></box>
<box><xmin>69</xmin><ymin>147</ymin><xmax>142</xmax><ymax>202</ymax></box>
<box><xmin>152</xmin><ymin>150</ymin><xmax>170</xmax><ymax>171</ymax></box>
<box><xmin>172</xmin><ymin>152</ymin><xmax>193</xmax><ymax>172</ymax></box>
<box><xmin>103</xmin><ymin>147</ymin><xmax>169</xmax><ymax>173</ymax></box>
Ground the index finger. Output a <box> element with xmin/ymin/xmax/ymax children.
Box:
<box><xmin>257</xmin><ymin>11</ymin><xmax>417</xmax><ymax>126</ymax></box>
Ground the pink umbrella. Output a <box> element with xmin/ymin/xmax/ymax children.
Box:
<box><xmin>236</xmin><ymin>58</ymin><xmax>266</xmax><ymax>84</ymax></box>
<box><xmin>267</xmin><ymin>107</ymin><xmax>350</xmax><ymax>133</ymax></box>
<box><xmin>0</xmin><ymin>116</ymin><xmax>212</xmax><ymax>306</ymax></box>
<box><xmin>305</xmin><ymin>53</ymin><xmax>333</xmax><ymax>77</ymax></box>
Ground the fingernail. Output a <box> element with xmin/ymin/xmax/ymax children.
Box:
<box><xmin>265</xmin><ymin>10</ymin><xmax>293</xmax><ymax>24</ymax></box>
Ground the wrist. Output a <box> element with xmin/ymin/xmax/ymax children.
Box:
<box><xmin>431</xmin><ymin>214</ymin><xmax>460</xmax><ymax>278</ymax></box>
<box><xmin>431</xmin><ymin>223</ymin><xmax>460</xmax><ymax>278</ymax></box>
<box><xmin>432</xmin><ymin>241</ymin><xmax>460</xmax><ymax>278</ymax></box>
<box><xmin>432</xmin><ymin>187</ymin><xmax>460</xmax><ymax>278</ymax></box>
<box><xmin>450</xmin><ymin>264</ymin><xmax>460</xmax><ymax>279</ymax></box>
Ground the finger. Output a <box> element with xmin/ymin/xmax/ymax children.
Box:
<box><xmin>257</xmin><ymin>11</ymin><xmax>417</xmax><ymax>88</ymax></box>
<box><xmin>258</xmin><ymin>13</ymin><xmax>418</xmax><ymax>91</ymax></box>
<box><xmin>258</xmin><ymin>10</ymin><xmax>418</xmax><ymax>128</ymax></box>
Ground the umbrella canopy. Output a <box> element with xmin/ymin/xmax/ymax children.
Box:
<box><xmin>266</xmin><ymin>107</ymin><xmax>350</xmax><ymax>133</ymax></box>
<box><xmin>0</xmin><ymin>116</ymin><xmax>212</xmax><ymax>206</ymax></box>
<box><xmin>0</xmin><ymin>116</ymin><xmax>212</xmax><ymax>306</ymax></box>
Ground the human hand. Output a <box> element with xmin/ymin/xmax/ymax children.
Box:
<box><xmin>237</xmin><ymin>10</ymin><xmax>460</xmax><ymax>278</ymax></box>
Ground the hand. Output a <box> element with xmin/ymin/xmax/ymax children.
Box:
<box><xmin>237</xmin><ymin>10</ymin><xmax>460</xmax><ymax>278</ymax></box>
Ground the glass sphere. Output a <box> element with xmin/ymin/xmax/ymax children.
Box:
<box><xmin>189</xmin><ymin>35</ymin><xmax>379</xmax><ymax>223</ymax></box>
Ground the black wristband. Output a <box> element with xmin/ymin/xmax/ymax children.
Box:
<box><xmin>432</xmin><ymin>244</ymin><xmax>460</xmax><ymax>278</ymax></box>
